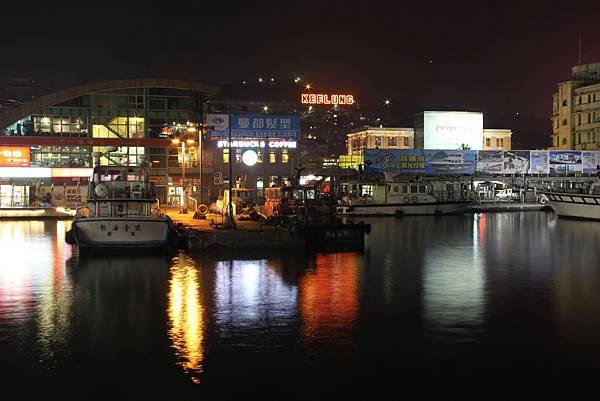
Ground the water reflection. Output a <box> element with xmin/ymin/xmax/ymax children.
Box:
<box><xmin>299</xmin><ymin>252</ymin><xmax>360</xmax><ymax>351</ymax></box>
<box><xmin>168</xmin><ymin>253</ymin><xmax>205</xmax><ymax>383</ymax></box>
<box><xmin>550</xmin><ymin>218</ymin><xmax>600</xmax><ymax>351</ymax></box>
<box><xmin>213</xmin><ymin>258</ymin><xmax>298</xmax><ymax>345</ymax></box>
<box><xmin>36</xmin><ymin>220</ymin><xmax>74</xmax><ymax>366</ymax></box>
<box><xmin>422</xmin><ymin>215</ymin><xmax>485</xmax><ymax>339</ymax></box>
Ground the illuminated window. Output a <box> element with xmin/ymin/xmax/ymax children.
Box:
<box><xmin>388</xmin><ymin>136</ymin><xmax>397</xmax><ymax>146</ymax></box>
<box><xmin>269</xmin><ymin>150</ymin><xmax>276</xmax><ymax>163</ymax></box>
<box><xmin>235</xmin><ymin>149</ymin><xmax>242</xmax><ymax>163</ymax></box>
<box><xmin>403</xmin><ymin>137</ymin><xmax>409</xmax><ymax>147</ymax></box>
<box><xmin>222</xmin><ymin>148</ymin><xmax>229</xmax><ymax>163</ymax></box>
<box><xmin>257</xmin><ymin>150</ymin><xmax>263</xmax><ymax>163</ymax></box>
<box><xmin>374</xmin><ymin>136</ymin><xmax>382</xmax><ymax>147</ymax></box>
<box><xmin>281</xmin><ymin>149</ymin><xmax>289</xmax><ymax>163</ymax></box>
<box><xmin>486</xmin><ymin>138</ymin><xmax>491</xmax><ymax>147</ymax></box>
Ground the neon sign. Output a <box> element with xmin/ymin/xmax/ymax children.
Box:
<box><xmin>301</xmin><ymin>94</ymin><xmax>355</xmax><ymax>105</ymax></box>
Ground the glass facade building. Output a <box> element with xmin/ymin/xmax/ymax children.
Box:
<box><xmin>0</xmin><ymin>79</ymin><xmax>219</xmax><ymax>206</ymax></box>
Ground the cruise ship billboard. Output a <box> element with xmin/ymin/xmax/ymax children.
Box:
<box><xmin>425</xmin><ymin>150</ymin><xmax>476</xmax><ymax>175</ymax></box>
<box><xmin>364</xmin><ymin>149</ymin><xmax>600</xmax><ymax>176</ymax></box>
<box><xmin>423</xmin><ymin>111</ymin><xmax>483</xmax><ymax>150</ymax></box>
<box><xmin>549</xmin><ymin>151</ymin><xmax>582</xmax><ymax>174</ymax></box>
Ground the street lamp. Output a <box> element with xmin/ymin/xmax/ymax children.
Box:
<box><xmin>172</xmin><ymin>138</ymin><xmax>195</xmax><ymax>214</ymax></box>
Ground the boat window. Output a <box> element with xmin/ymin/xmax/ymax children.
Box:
<box><xmin>410</xmin><ymin>185</ymin><xmax>418</xmax><ymax>193</ymax></box>
<box><xmin>402</xmin><ymin>185</ymin><xmax>408</xmax><ymax>193</ymax></box>
<box><xmin>419</xmin><ymin>185</ymin><xmax>427</xmax><ymax>193</ymax></box>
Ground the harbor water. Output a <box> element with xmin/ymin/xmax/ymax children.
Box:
<box><xmin>2</xmin><ymin>212</ymin><xmax>600</xmax><ymax>399</ymax></box>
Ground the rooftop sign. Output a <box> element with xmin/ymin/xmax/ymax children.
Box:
<box><xmin>301</xmin><ymin>94</ymin><xmax>355</xmax><ymax>105</ymax></box>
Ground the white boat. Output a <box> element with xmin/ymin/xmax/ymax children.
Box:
<box><xmin>337</xmin><ymin>177</ymin><xmax>474</xmax><ymax>216</ymax></box>
<box><xmin>542</xmin><ymin>183</ymin><xmax>600</xmax><ymax>220</ymax></box>
<box><xmin>66</xmin><ymin>162</ymin><xmax>180</xmax><ymax>250</ymax></box>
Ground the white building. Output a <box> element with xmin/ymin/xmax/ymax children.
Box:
<box><xmin>551</xmin><ymin>62</ymin><xmax>600</xmax><ymax>150</ymax></box>
<box><xmin>347</xmin><ymin>127</ymin><xmax>414</xmax><ymax>155</ymax></box>
<box><xmin>483</xmin><ymin>129</ymin><xmax>512</xmax><ymax>150</ymax></box>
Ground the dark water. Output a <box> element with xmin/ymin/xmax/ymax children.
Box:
<box><xmin>2</xmin><ymin>212</ymin><xmax>600</xmax><ymax>400</ymax></box>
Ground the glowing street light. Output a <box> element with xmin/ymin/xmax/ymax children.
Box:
<box><xmin>294</xmin><ymin>77</ymin><xmax>301</xmax><ymax>83</ymax></box>
<box><xmin>305</xmin><ymin>83</ymin><xmax>311</xmax><ymax>90</ymax></box>
<box><xmin>385</xmin><ymin>99</ymin><xmax>390</xmax><ymax>105</ymax></box>
<box><xmin>263</xmin><ymin>105</ymin><xmax>269</xmax><ymax>112</ymax></box>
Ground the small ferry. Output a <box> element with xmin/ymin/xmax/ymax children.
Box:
<box><xmin>428</xmin><ymin>152</ymin><xmax>472</xmax><ymax>171</ymax></box>
<box><xmin>65</xmin><ymin>160</ymin><xmax>180</xmax><ymax>250</ymax></box>
<box><xmin>541</xmin><ymin>182</ymin><xmax>600</xmax><ymax>220</ymax></box>
<box><xmin>337</xmin><ymin>176</ymin><xmax>473</xmax><ymax>216</ymax></box>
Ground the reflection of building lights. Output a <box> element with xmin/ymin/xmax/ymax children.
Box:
<box><xmin>299</xmin><ymin>253</ymin><xmax>359</xmax><ymax>342</ymax></box>
<box><xmin>168</xmin><ymin>257</ymin><xmax>205</xmax><ymax>384</ymax></box>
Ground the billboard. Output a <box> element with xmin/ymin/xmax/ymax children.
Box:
<box><xmin>205</xmin><ymin>114</ymin><xmax>300</xmax><ymax>139</ymax></box>
<box><xmin>363</xmin><ymin>149</ymin><xmax>426</xmax><ymax>174</ymax></box>
<box><xmin>549</xmin><ymin>151</ymin><xmax>582</xmax><ymax>174</ymax></box>
<box><xmin>0</xmin><ymin>146</ymin><xmax>30</xmax><ymax>167</ymax></box>
<box><xmin>425</xmin><ymin>150</ymin><xmax>476</xmax><ymax>175</ymax></box>
<box><xmin>477</xmin><ymin>151</ymin><xmax>503</xmax><ymax>174</ymax></box>
<box><xmin>529</xmin><ymin>151</ymin><xmax>549</xmax><ymax>174</ymax></box>
<box><xmin>503</xmin><ymin>151</ymin><xmax>530</xmax><ymax>174</ymax></box>
<box><xmin>364</xmin><ymin>149</ymin><xmax>476</xmax><ymax>175</ymax></box>
<box><xmin>582</xmin><ymin>151</ymin><xmax>600</xmax><ymax>175</ymax></box>
<box><xmin>423</xmin><ymin>111</ymin><xmax>483</xmax><ymax>150</ymax></box>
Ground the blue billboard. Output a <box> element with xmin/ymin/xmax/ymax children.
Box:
<box><xmin>363</xmin><ymin>149</ymin><xmax>426</xmax><ymax>174</ymax></box>
<box><xmin>206</xmin><ymin>114</ymin><xmax>300</xmax><ymax>139</ymax></box>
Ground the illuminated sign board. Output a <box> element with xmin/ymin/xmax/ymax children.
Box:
<box><xmin>206</xmin><ymin>114</ymin><xmax>300</xmax><ymax>139</ymax></box>
<box><xmin>301</xmin><ymin>94</ymin><xmax>355</xmax><ymax>105</ymax></box>
<box><xmin>217</xmin><ymin>140</ymin><xmax>297</xmax><ymax>149</ymax></box>
<box><xmin>423</xmin><ymin>111</ymin><xmax>483</xmax><ymax>150</ymax></box>
<box><xmin>0</xmin><ymin>146</ymin><xmax>30</xmax><ymax>167</ymax></box>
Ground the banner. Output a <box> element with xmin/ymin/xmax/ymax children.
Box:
<box><xmin>425</xmin><ymin>150</ymin><xmax>476</xmax><ymax>175</ymax></box>
<box><xmin>549</xmin><ymin>151</ymin><xmax>583</xmax><ymax>174</ymax></box>
<box><xmin>503</xmin><ymin>151</ymin><xmax>530</xmax><ymax>174</ymax></box>
<box><xmin>529</xmin><ymin>151</ymin><xmax>549</xmax><ymax>174</ymax></box>
<box><xmin>363</xmin><ymin>149</ymin><xmax>426</xmax><ymax>174</ymax></box>
<box><xmin>582</xmin><ymin>151</ymin><xmax>600</xmax><ymax>175</ymax></box>
<box><xmin>477</xmin><ymin>151</ymin><xmax>503</xmax><ymax>174</ymax></box>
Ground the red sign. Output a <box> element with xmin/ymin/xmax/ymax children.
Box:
<box><xmin>0</xmin><ymin>146</ymin><xmax>30</xmax><ymax>166</ymax></box>
<box><xmin>301</xmin><ymin>94</ymin><xmax>355</xmax><ymax>105</ymax></box>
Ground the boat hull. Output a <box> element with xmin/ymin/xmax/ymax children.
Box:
<box><xmin>337</xmin><ymin>201</ymin><xmax>472</xmax><ymax>216</ymax></box>
<box><xmin>72</xmin><ymin>217</ymin><xmax>173</xmax><ymax>249</ymax></box>
<box><xmin>543</xmin><ymin>192</ymin><xmax>600</xmax><ymax>220</ymax></box>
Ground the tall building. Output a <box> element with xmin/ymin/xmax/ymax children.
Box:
<box><xmin>551</xmin><ymin>62</ymin><xmax>600</xmax><ymax>149</ymax></box>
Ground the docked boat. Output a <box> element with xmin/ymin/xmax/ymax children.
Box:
<box><xmin>65</xmin><ymin>161</ymin><xmax>180</xmax><ymax>250</ymax></box>
<box><xmin>541</xmin><ymin>182</ymin><xmax>600</xmax><ymax>220</ymax></box>
<box><xmin>337</xmin><ymin>177</ymin><xmax>474</xmax><ymax>216</ymax></box>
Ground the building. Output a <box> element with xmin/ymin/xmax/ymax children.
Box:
<box><xmin>203</xmin><ymin>111</ymin><xmax>300</xmax><ymax>203</ymax></box>
<box><xmin>346</xmin><ymin>114</ymin><xmax>512</xmax><ymax>158</ymax></box>
<box><xmin>551</xmin><ymin>62</ymin><xmax>600</xmax><ymax>150</ymax></box>
<box><xmin>483</xmin><ymin>129</ymin><xmax>512</xmax><ymax>150</ymax></box>
<box><xmin>346</xmin><ymin>127</ymin><xmax>414</xmax><ymax>156</ymax></box>
<box><xmin>0</xmin><ymin>79</ymin><xmax>219</xmax><ymax>207</ymax></box>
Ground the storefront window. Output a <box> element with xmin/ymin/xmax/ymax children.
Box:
<box><xmin>235</xmin><ymin>149</ymin><xmax>242</xmax><ymax>163</ymax></box>
<box><xmin>223</xmin><ymin>148</ymin><xmax>229</xmax><ymax>163</ymax></box>
<box><xmin>281</xmin><ymin>149</ymin><xmax>289</xmax><ymax>163</ymax></box>
<box><xmin>269</xmin><ymin>150</ymin><xmax>276</xmax><ymax>163</ymax></box>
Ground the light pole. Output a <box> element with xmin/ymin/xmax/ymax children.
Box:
<box><xmin>226</xmin><ymin>111</ymin><xmax>236</xmax><ymax>229</ymax></box>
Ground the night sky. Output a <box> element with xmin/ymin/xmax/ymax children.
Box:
<box><xmin>2</xmin><ymin>0</ymin><xmax>600</xmax><ymax>148</ymax></box>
